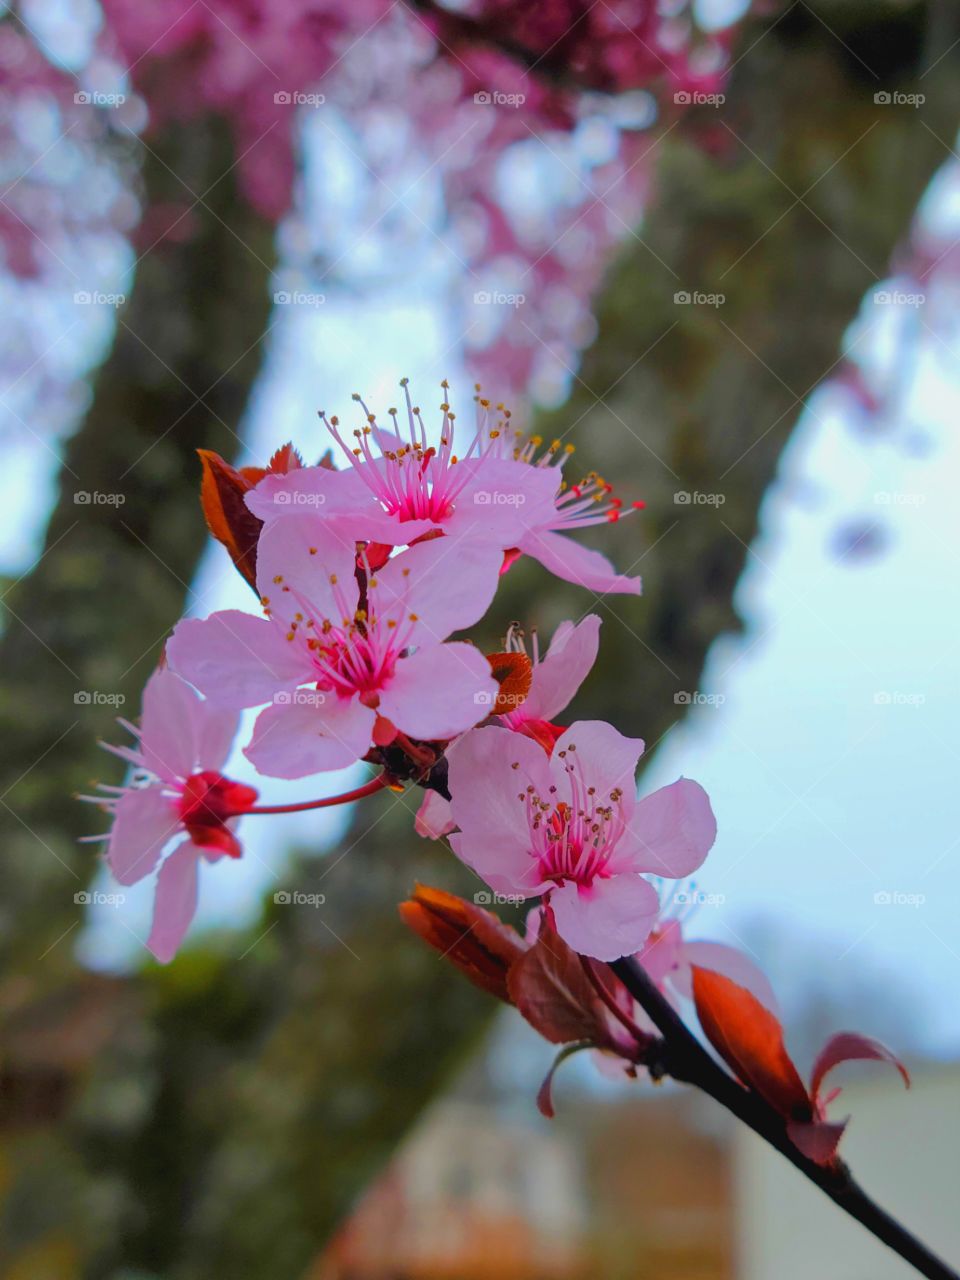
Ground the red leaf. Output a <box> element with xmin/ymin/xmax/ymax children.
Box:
<box><xmin>787</xmin><ymin>1119</ymin><xmax>849</xmax><ymax>1165</ymax></box>
<box><xmin>507</xmin><ymin>915</ymin><xmax>611</xmax><ymax>1046</ymax></box>
<box><xmin>398</xmin><ymin>884</ymin><xmax>526</xmax><ymax>1004</ymax></box>
<box><xmin>198</xmin><ymin>450</ymin><xmax>263</xmax><ymax>590</ymax></box>
<box><xmin>810</xmin><ymin>1032</ymin><xmax>910</xmax><ymax>1106</ymax></box>
<box><xmin>537</xmin><ymin>1042</ymin><xmax>592</xmax><ymax>1118</ymax></box>
<box><xmin>691</xmin><ymin>966</ymin><xmax>810</xmax><ymax>1119</ymax></box>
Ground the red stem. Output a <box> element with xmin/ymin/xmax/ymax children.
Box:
<box><xmin>243</xmin><ymin>774</ymin><xmax>394</xmax><ymax>815</ymax></box>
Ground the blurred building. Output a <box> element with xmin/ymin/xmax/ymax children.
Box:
<box><xmin>308</xmin><ymin>1088</ymin><xmax>733</xmax><ymax>1279</ymax></box>
<box><xmin>309</xmin><ymin>1055</ymin><xmax>960</xmax><ymax>1280</ymax></box>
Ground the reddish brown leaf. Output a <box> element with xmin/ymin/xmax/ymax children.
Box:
<box><xmin>810</xmin><ymin>1032</ymin><xmax>910</xmax><ymax>1104</ymax></box>
<box><xmin>486</xmin><ymin>650</ymin><xmax>533</xmax><ymax>716</ymax></box>
<box><xmin>398</xmin><ymin>884</ymin><xmax>526</xmax><ymax>1004</ymax></box>
<box><xmin>691</xmin><ymin>966</ymin><xmax>810</xmax><ymax>1119</ymax></box>
<box><xmin>198</xmin><ymin>450</ymin><xmax>263</xmax><ymax>590</ymax></box>
<box><xmin>507</xmin><ymin>915</ymin><xmax>611</xmax><ymax>1046</ymax></box>
<box><xmin>537</xmin><ymin>1042</ymin><xmax>592</xmax><ymax>1118</ymax></box>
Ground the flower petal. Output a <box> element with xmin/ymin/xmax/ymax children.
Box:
<box><xmin>254</xmin><ymin>515</ymin><xmax>358</xmax><ymax>629</ymax></box>
<box><xmin>520</xmin><ymin>528</ymin><xmax>642</xmax><ymax>595</ymax></box>
<box><xmin>522</xmin><ymin>615</ymin><xmax>601</xmax><ymax>722</ymax></box>
<box><xmin>622</xmin><ymin>778</ymin><xmax>716</xmax><ymax>878</ymax></box>
<box><xmin>167</xmin><ymin>611</ymin><xmax>312</xmax><ymax>708</ymax></box>
<box><xmin>147</xmin><ymin>841</ymin><xmax>200</xmax><ymax>964</ymax></box>
<box><xmin>107</xmin><ymin>784</ymin><xmax>181</xmax><ymax>886</ymax></box>
<box><xmin>447</xmin><ymin>725</ymin><xmax>552</xmax><ymax>895</ymax></box>
<box><xmin>675</xmin><ymin>941</ymin><xmax>779</xmax><ymax>1014</ymax></box>
<box><xmin>379</xmin><ymin>643</ymin><xmax>498</xmax><ymax>741</ymax></box>
<box><xmin>138</xmin><ymin>668</ymin><xmax>201</xmax><ymax>782</ymax></box>
<box><xmin>550</xmin><ymin>720</ymin><xmax>644</xmax><ymax>814</ymax></box>
<box><xmin>374</xmin><ymin>538</ymin><xmax>503</xmax><ymax>643</ymax></box>
<box><xmin>549</xmin><ymin>873</ymin><xmax>660</xmax><ymax>961</ymax></box>
<box><xmin>446</xmin><ymin>458</ymin><xmax>559</xmax><ymax>544</ymax></box>
<box><xmin>414</xmin><ymin>789</ymin><xmax>455</xmax><ymax>839</ymax></box>
<box><xmin>243</xmin><ymin>695</ymin><xmax>376</xmax><ymax>778</ymax></box>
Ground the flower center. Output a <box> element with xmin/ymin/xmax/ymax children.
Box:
<box><xmin>515</xmin><ymin>745</ymin><xmax>626</xmax><ymax>889</ymax></box>
<box><xmin>178</xmin><ymin>771</ymin><xmax>258</xmax><ymax>830</ymax></box>
<box><xmin>320</xmin><ymin>380</ymin><xmax>503</xmax><ymax>526</ymax></box>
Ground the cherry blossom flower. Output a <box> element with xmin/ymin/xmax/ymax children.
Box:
<box><xmin>245</xmin><ymin>384</ymin><xmax>642</xmax><ymax>595</ymax></box>
<box><xmin>446</xmin><ymin>719</ymin><xmax>717</xmax><ymax>960</ymax></box>
<box><xmin>167</xmin><ymin>518</ymin><xmax>501</xmax><ymax>778</ymax></box>
<box><xmin>414</xmin><ymin>613</ymin><xmax>601</xmax><ymax>838</ymax></box>
<box><xmin>80</xmin><ymin>668</ymin><xmax>256</xmax><ymax>963</ymax></box>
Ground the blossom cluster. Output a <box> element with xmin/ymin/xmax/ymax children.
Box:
<box><xmin>82</xmin><ymin>379</ymin><xmax>907</xmax><ymax>1164</ymax></box>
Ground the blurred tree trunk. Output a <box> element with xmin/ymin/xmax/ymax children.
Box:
<box><xmin>1</xmin><ymin>5</ymin><xmax>958</xmax><ymax>1279</ymax></box>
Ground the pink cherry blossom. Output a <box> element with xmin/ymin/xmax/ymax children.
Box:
<box><xmin>414</xmin><ymin>613</ymin><xmax>601</xmax><ymax>838</ymax></box>
<box><xmin>80</xmin><ymin>668</ymin><xmax>257</xmax><ymax>963</ymax></box>
<box><xmin>167</xmin><ymin>519</ymin><xmax>501</xmax><ymax>778</ymax></box>
<box><xmin>446</xmin><ymin>719</ymin><xmax>717</xmax><ymax>960</ymax></box>
<box><xmin>245</xmin><ymin>384</ymin><xmax>642</xmax><ymax>595</ymax></box>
